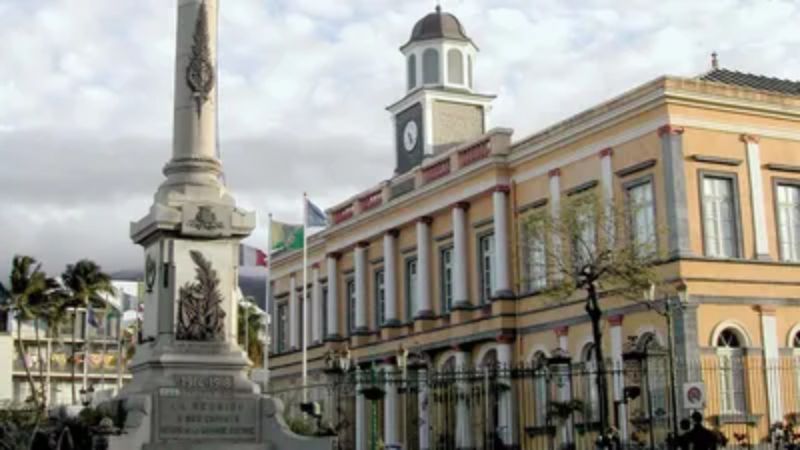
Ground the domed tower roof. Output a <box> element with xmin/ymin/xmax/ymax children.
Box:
<box><xmin>403</xmin><ymin>6</ymin><xmax>474</xmax><ymax>48</ymax></box>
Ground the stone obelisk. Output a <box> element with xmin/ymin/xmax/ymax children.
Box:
<box><xmin>108</xmin><ymin>1</ymin><xmax>330</xmax><ymax>448</ymax></box>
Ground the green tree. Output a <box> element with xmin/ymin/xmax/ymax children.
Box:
<box><xmin>31</xmin><ymin>277</ymin><xmax>69</xmax><ymax>410</ymax></box>
<box><xmin>238</xmin><ymin>299</ymin><xmax>264</xmax><ymax>368</ymax></box>
<box><xmin>61</xmin><ymin>260</ymin><xmax>114</xmax><ymax>405</ymax></box>
<box><xmin>0</xmin><ymin>256</ymin><xmax>51</xmax><ymax>410</ymax></box>
<box><xmin>521</xmin><ymin>192</ymin><xmax>660</xmax><ymax>447</ymax></box>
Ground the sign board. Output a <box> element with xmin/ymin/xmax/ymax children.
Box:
<box><xmin>683</xmin><ymin>382</ymin><xmax>706</xmax><ymax>409</ymax></box>
<box><xmin>156</xmin><ymin>393</ymin><xmax>259</xmax><ymax>441</ymax></box>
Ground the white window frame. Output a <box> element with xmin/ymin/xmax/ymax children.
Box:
<box><xmin>405</xmin><ymin>257</ymin><xmax>418</xmax><ymax>321</ymax></box>
<box><xmin>521</xmin><ymin>215</ymin><xmax>547</xmax><ymax>292</ymax></box>
<box><xmin>479</xmin><ymin>232</ymin><xmax>496</xmax><ymax>305</ymax></box>
<box><xmin>626</xmin><ymin>177</ymin><xmax>657</xmax><ymax>257</ymax></box>
<box><xmin>716</xmin><ymin>329</ymin><xmax>746</xmax><ymax>414</ymax></box>
<box><xmin>776</xmin><ymin>182</ymin><xmax>800</xmax><ymax>262</ymax></box>
<box><xmin>374</xmin><ymin>269</ymin><xmax>385</xmax><ymax>328</ymax></box>
<box><xmin>440</xmin><ymin>246</ymin><xmax>454</xmax><ymax>314</ymax></box>
<box><xmin>701</xmin><ymin>173</ymin><xmax>741</xmax><ymax>258</ymax></box>
<box><xmin>346</xmin><ymin>279</ymin><xmax>356</xmax><ymax>334</ymax></box>
<box><xmin>276</xmin><ymin>302</ymin><xmax>288</xmax><ymax>353</ymax></box>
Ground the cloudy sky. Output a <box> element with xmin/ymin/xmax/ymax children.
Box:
<box><xmin>1</xmin><ymin>0</ymin><xmax>799</xmax><ymax>277</ymax></box>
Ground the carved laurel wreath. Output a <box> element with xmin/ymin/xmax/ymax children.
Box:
<box><xmin>176</xmin><ymin>250</ymin><xmax>226</xmax><ymax>341</ymax></box>
<box><xmin>186</xmin><ymin>0</ymin><xmax>215</xmax><ymax>116</ymax></box>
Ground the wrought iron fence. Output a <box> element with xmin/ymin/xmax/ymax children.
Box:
<box><xmin>269</xmin><ymin>357</ymin><xmax>800</xmax><ymax>450</ymax></box>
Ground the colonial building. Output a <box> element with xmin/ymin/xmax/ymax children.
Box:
<box><xmin>267</xmin><ymin>7</ymin><xmax>800</xmax><ymax>449</ymax></box>
<box><xmin>0</xmin><ymin>279</ymin><xmax>139</xmax><ymax>407</ymax></box>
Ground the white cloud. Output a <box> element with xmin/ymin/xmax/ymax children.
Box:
<box><xmin>2</xmin><ymin>0</ymin><xmax>800</xmax><ymax>276</ymax></box>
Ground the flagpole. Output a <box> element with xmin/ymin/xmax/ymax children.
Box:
<box><xmin>301</xmin><ymin>193</ymin><xmax>309</xmax><ymax>404</ymax></box>
<box><xmin>82</xmin><ymin>308</ymin><xmax>90</xmax><ymax>391</ymax></box>
<box><xmin>264</xmin><ymin>212</ymin><xmax>272</xmax><ymax>391</ymax></box>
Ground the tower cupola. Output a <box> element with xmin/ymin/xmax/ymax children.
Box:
<box><xmin>388</xmin><ymin>7</ymin><xmax>495</xmax><ymax>175</ymax></box>
<box><xmin>401</xmin><ymin>6</ymin><xmax>477</xmax><ymax>92</ymax></box>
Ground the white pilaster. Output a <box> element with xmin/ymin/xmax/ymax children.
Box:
<box><xmin>289</xmin><ymin>276</ymin><xmax>298</xmax><ymax>349</ymax></box>
<box><xmin>492</xmin><ymin>186</ymin><xmax>512</xmax><ymax>298</ymax></box>
<box><xmin>311</xmin><ymin>264</ymin><xmax>321</xmax><ymax>344</ymax></box>
<box><xmin>743</xmin><ymin>135</ymin><xmax>771</xmax><ymax>259</ymax></box>
<box><xmin>356</xmin><ymin>374</ymin><xmax>367</xmax><ymax>450</ymax></box>
<box><xmin>556</xmin><ymin>327</ymin><xmax>573</xmax><ymax>446</ymax></box>
<box><xmin>383</xmin><ymin>232</ymin><xmax>399</xmax><ymax>326</ymax></box>
<box><xmin>455</xmin><ymin>350</ymin><xmax>472</xmax><ymax>449</ymax></box>
<box><xmin>416</xmin><ymin>218</ymin><xmax>434</xmax><ymax>318</ymax></box>
<box><xmin>354</xmin><ymin>244</ymin><xmax>368</xmax><ymax>333</ymax></box>
<box><xmin>549</xmin><ymin>169</ymin><xmax>562</xmax><ymax>281</ymax></box>
<box><xmin>759</xmin><ymin>307</ymin><xmax>783</xmax><ymax>424</ymax></box>
<box><xmin>608</xmin><ymin>316</ymin><xmax>628</xmax><ymax>441</ymax></box>
<box><xmin>418</xmin><ymin>369</ymin><xmax>431</xmax><ymax>450</ymax></box>
<box><xmin>383</xmin><ymin>365</ymin><xmax>400</xmax><ymax>447</ymax></box>
<box><xmin>496</xmin><ymin>341</ymin><xmax>517</xmax><ymax>446</ymax></box>
<box><xmin>600</xmin><ymin>148</ymin><xmax>615</xmax><ymax>241</ymax></box>
<box><xmin>326</xmin><ymin>254</ymin><xmax>340</xmax><ymax>340</ymax></box>
<box><xmin>452</xmin><ymin>203</ymin><xmax>470</xmax><ymax>308</ymax></box>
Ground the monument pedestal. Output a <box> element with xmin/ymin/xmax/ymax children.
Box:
<box><xmin>107</xmin><ymin>1</ymin><xmax>334</xmax><ymax>448</ymax></box>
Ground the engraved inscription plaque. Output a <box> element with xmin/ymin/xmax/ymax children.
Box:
<box><xmin>156</xmin><ymin>394</ymin><xmax>259</xmax><ymax>441</ymax></box>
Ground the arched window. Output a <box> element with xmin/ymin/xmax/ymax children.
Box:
<box><xmin>638</xmin><ymin>333</ymin><xmax>668</xmax><ymax>419</ymax></box>
<box><xmin>468</xmin><ymin>55</ymin><xmax>473</xmax><ymax>88</ymax></box>
<box><xmin>716</xmin><ymin>328</ymin><xmax>746</xmax><ymax>413</ymax></box>
<box><xmin>582</xmin><ymin>344</ymin><xmax>600</xmax><ymax>422</ymax></box>
<box><xmin>407</xmin><ymin>54</ymin><xmax>417</xmax><ymax>90</ymax></box>
<box><xmin>422</xmin><ymin>48</ymin><xmax>440</xmax><ymax>84</ymax></box>
<box><xmin>532</xmin><ymin>352</ymin><xmax>549</xmax><ymax>425</ymax></box>
<box><xmin>479</xmin><ymin>348</ymin><xmax>498</xmax><ymax>370</ymax></box>
<box><xmin>791</xmin><ymin>329</ymin><xmax>800</xmax><ymax>412</ymax></box>
<box><xmin>447</xmin><ymin>49</ymin><xmax>464</xmax><ymax>84</ymax></box>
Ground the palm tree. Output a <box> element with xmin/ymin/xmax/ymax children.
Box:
<box><xmin>36</xmin><ymin>284</ymin><xmax>71</xmax><ymax>409</ymax></box>
<box><xmin>238</xmin><ymin>300</ymin><xmax>264</xmax><ymax>368</ymax></box>
<box><xmin>0</xmin><ymin>256</ymin><xmax>49</xmax><ymax>410</ymax></box>
<box><xmin>61</xmin><ymin>260</ymin><xmax>114</xmax><ymax>405</ymax></box>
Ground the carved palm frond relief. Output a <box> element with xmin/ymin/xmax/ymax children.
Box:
<box><xmin>176</xmin><ymin>250</ymin><xmax>226</xmax><ymax>341</ymax></box>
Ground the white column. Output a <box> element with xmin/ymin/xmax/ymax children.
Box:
<box><xmin>492</xmin><ymin>186</ymin><xmax>513</xmax><ymax>298</ymax></box>
<box><xmin>418</xmin><ymin>369</ymin><xmax>431</xmax><ymax>450</ymax></box>
<box><xmin>452</xmin><ymin>203</ymin><xmax>470</xmax><ymax>309</ymax></box>
<box><xmin>455</xmin><ymin>350</ymin><xmax>472</xmax><ymax>449</ymax></box>
<box><xmin>608</xmin><ymin>315</ymin><xmax>628</xmax><ymax>441</ymax></box>
<box><xmin>599</xmin><ymin>148</ymin><xmax>615</xmax><ymax>242</ymax></box>
<box><xmin>325</xmin><ymin>254</ymin><xmax>340</xmax><ymax>340</ymax></box>
<box><xmin>759</xmin><ymin>306</ymin><xmax>783</xmax><ymax>424</ymax></box>
<box><xmin>556</xmin><ymin>327</ymin><xmax>573</xmax><ymax>446</ymax></box>
<box><xmin>356</xmin><ymin>373</ymin><xmax>367</xmax><ymax>450</ymax></box>
<box><xmin>289</xmin><ymin>276</ymin><xmax>298</xmax><ymax>350</ymax></box>
<box><xmin>743</xmin><ymin>134</ymin><xmax>771</xmax><ymax>259</ymax></box>
<box><xmin>354</xmin><ymin>244</ymin><xmax>368</xmax><ymax>333</ymax></box>
<box><xmin>497</xmin><ymin>341</ymin><xmax>517</xmax><ymax>446</ymax></box>
<box><xmin>383</xmin><ymin>365</ymin><xmax>399</xmax><ymax>447</ymax></box>
<box><xmin>311</xmin><ymin>264</ymin><xmax>321</xmax><ymax>344</ymax></box>
<box><xmin>383</xmin><ymin>232</ymin><xmax>400</xmax><ymax>326</ymax></box>
<box><xmin>549</xmin><ymin>169</ymin><xmax>562</xmax><ymax>281</ymax></box>
<box><xmin>416</xmin><ymin>218</ymin><xmax>434</xmax><ymax>318</ymax></box>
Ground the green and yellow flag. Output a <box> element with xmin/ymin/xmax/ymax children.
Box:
<box><xmin>270</xmin><ymin>220</ymin><xmax>303</xmax><ymax>252</ymax></box>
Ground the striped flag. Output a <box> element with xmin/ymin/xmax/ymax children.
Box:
<box><xmin>240</xmin><ymin>244</ymin><xmax>268</xmax><ymax>267</ymax></box>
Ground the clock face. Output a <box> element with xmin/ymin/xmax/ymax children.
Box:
<box><xmin>403</xmin><ymin>120</ymin><xmax>419</xmax><ymax>152</ymax></box>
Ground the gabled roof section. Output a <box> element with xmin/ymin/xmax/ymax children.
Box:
<box><xmin>699</xmin><ymin>68</ymin><xmax>800</xmax><ymax>96</ymax></box>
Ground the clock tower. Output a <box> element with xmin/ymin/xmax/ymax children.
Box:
<box><xmin>388</xmin><ymin>6</ymin><xmax>496</xmax><ymax>175</ymax></box>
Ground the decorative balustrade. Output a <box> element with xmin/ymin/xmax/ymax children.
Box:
<box><xmin>457</xmin><ymin>140</ymin><xmax>491</xmax><ymax>168</ymax></box>
<box><xmin>422</xmin><ymin>158</ymin><xmax>451</xmax><ymax>184</ymax></box>
<box><xmin>331</xmin><ymin>204</ymin><xmax>355</xmax><ymax>225</ymax></box>
<box><xmin>358</xmin><ymin>190</ymin><xmax>383</xmax><ymax>212</ymax></box>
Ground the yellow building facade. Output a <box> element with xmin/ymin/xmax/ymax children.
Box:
<box><xmin>266</xmin><ymin>8</ymin><xmax>800</xmax><ymax>450</ymax></box>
